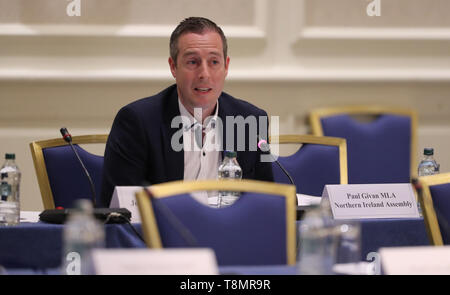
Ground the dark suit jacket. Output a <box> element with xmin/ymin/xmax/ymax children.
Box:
<box><xmin>101</xmin><ymin>84</ymin><xmax>273</xmax><ymax>207</ymax></box>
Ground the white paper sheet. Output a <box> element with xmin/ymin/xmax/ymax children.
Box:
<box><xmin>19</xmin><ymin>211</ymin><xmax>41</xmax><ymax>223</ymax></box>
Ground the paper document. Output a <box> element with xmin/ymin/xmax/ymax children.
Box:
<box><xmin>296</xmin><ymin>194</ymin><xmax>321</xmax><ymax>206</ymax></box>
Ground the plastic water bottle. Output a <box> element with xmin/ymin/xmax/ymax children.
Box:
<box><xmin>216</xmin><ymin>151</ymin><xmax>242</xmax><ymax>208</ymax></box>
<box><xmin>418</xmin><ymin>148</ymin><xmax>440</xmax><ymax>176</ymax></box>
<box><xmin>298</xmin><ymin>198</ymin><xmax>362</xmax><ymax>275</ymax></box>
<box><xmin>0</xmin><ymin>153</ymin><xmax>21</xmax><ymax>226</ymax></box>
<box><xmin>63</xmin><ymin>199</ymin><xmax>104</xmax><ymax>275</ymax></box>
<box><xmin>416</xmin><ymin>148</ymin><xmax>440</xmax><ymax>217</ymax></box>
<box><xmin>335</xmin><ymin>220</ymin><xmax>361</xmax><ymax>265</ymax></box>
<box><xmin>297</xmin><ymin>201</ymin><xmax>338</xmax><ymax>275</ymax></box>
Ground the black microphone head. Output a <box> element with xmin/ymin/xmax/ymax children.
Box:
<box><xmin>60</xmin><ymin>127</ymin><xmax>72</xmax><ymax>143</ymax></box>
<box><xmin>257</xmin><ymin>137</ymin><xmax>270</xmax><ymax>153</ymax></box>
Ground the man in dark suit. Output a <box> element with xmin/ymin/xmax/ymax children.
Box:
<box><xmin>101</xmin><ymin>17</ymin><xmax>273</xmax><ymax>207</ymax></box>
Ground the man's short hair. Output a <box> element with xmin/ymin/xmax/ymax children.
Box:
<box><xmin>170</xmin><ymin>17</ymin><xmax>228</xmax><ymax>65</ymax></box>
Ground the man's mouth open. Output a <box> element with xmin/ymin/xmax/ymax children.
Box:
<box><xmin>194</xmin><ymin>87</ymin><xmax>212</xmax><ymax>93</ymax></box>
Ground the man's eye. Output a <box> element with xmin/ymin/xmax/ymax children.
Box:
<box><xmin>187</xmin><ymin>60</ymin><xmax>197</xmax><ymax>65</ymax></box>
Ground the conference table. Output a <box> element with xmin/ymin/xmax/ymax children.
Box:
<box><xmin>0</xmin><ymin>213</ymin><xmax>429</xmax><ymax>274</ymax></box>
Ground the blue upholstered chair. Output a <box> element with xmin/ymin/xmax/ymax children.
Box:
<box><xmin>309</xmin><ymin>106</ymin><xmax>417</xmax><ymax>184</ymax></box>
<box><xmin>30</xmin><ymin>135</ymin><xmax>107</xmax><ymax>209</ymax></box>
<box><xmin>419</xmin><ymin>173</ymin><xmax>450</xmax><ymax>245</ymax></box>
<box><xmin>269</xmin><ymin>135</ymin><xmax>348</xmax><ymax>196</ymax></box>
<box><xmin>135</xmin><ymin>180</ymin><xmax>297</xmax><ymax>266</ymax></box>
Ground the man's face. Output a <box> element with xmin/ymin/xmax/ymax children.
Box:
<box><xmin>169</xmin><ymin>30</ymin><xmax>230</xmax><ymax>119</ymax></box>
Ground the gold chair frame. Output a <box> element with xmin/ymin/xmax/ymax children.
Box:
<box><xmin>29</xmin><ymin>134</ymin><xmax>108</xmax><ymax>209</ymax></box>
<box><xmin>309</xmin><ymin>105</ymin><xmax>418</xmax><ymax>179</ymax></box>
<box><xmin>269</xmin><ymin>134</ymin><xmax>348</xmax><ymax>185</ymax></box>
<box><xmin>419</xmin><ymin>172</ymin><xmax>450</xmax><ymax>246</ymax></box>
<box><xmin>136</xmin><ymin>179</ymin><xmax>297</xmax><ymax>265</ymax></box>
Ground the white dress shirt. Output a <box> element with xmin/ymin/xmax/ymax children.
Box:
<box><xmin>178</xmin><ymin>99</ymin><xmax>222</xmax><ymax>205</ymax></box>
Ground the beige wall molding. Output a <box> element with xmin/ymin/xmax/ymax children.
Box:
<box><xmin>1</xmin><ymin>0</ymin><xmax>450</xmax><ymax>211</ymax></box>
<box><xmin>298</xmin><ymin>27</ymin><xmax>450</xmax><ymax>41</ymax></box>
<box><xmin>2</xmin><ymin>68</ymin><xmax>450</xmax><ymax>83</ymax></box>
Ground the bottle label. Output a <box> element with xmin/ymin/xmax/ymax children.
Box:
<box><xmin>0</xmin><ymin>182</ymin><xmax>11</xmax><ymax>201</ymax></box>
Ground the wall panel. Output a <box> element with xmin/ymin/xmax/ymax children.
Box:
<box><xmin>0</xmin><ymin>0</ymin><xmax>449</xmax><ymax>210</ymax></box>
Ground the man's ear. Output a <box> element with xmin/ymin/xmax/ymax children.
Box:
<box><xmin>168</xmin><ymin>57</ymin><xmax>177</xmax><ymax>78</ymax></box>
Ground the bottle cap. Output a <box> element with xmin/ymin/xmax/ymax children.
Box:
<box><xmin>5</xmin><ymin>153</ymin><xmax>15</xmax><ymax>160</ymax></box>
<box><xmin>73</xmin><ymin>199</ymin><xmax>94</xmax><ymax>214</ymax></box>
<box><xmin>424</xmin><ymin>148</ymin><xmax>434</xmax><ymax>156</ymax></box>
<box><xmin>224</xmin><ymin>150</ymin><xmax>237</xmax><ymax>158</ymax></box>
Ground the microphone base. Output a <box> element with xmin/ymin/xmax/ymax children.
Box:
<box><xmin>39</xmin><ymin>208</ymin><xmax>132</xmax><ymax>224</ymax></box>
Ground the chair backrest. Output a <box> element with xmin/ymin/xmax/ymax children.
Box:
<box><xmin>419</xmin><ymin>173</ymin><xmax>450</xmax><ymax>246</ymax></box>
<box><xmin>29</xmin><ymin>134</ymin><xmax>108</xmax><ymax>209</ymax></box>
<box><xmin>309</xmin><ymin>106</ymin><xmax>417</xmax><ymax>184</ymax></box>
<box><xmin>269</xmin><ymin>134</ymin><xmax>348</xmax><ymax>196</ymax></box>
<box><xmin>135</xmin><ymin>180</ymin><xmax>297</xmax><ymax>266</ymax></box>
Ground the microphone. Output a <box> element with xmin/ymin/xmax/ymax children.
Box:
<box><xmin>39</xmin><ymin>128</ymin><xmax>133</xmax><ymax>225</ymax></box>
<box><xmin>257</xmin><ymin>137</ymin><xmax>296</xmax><ymax>188</ymax></box>
<box><xmin>60</xmin><ymin>127</ymin><xmax>97</xmax><ymax>208</ymax></box>
<box><xmin>60</xmin><ymin>127</ymin><xmax>72</xmax><ymax>143</ymax></box>
<box><xmin>143</xmin><ymin>185</ymin><xmax>198</xmax><ymax>247</ymax></box>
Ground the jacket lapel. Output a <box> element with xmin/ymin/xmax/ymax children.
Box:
<box><xmin>161</xmin><ymin>86</ymin><xmax>184</xmax><ymax>181</ymax></box>
<box><xmin>218</xmin><ymin>94</ymin><xmax>229</xmax><ymax>161</ymax></box>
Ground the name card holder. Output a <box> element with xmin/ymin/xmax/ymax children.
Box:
<box><xmin>322</xmin><ymin>183</ymin><xmax>420</xmax><ymax>219</ymax></box>
<box><xmin>109</xmin><ymin>186</ymin><xmax>142</xmax><ymax>223</ymax></box>
<box><xmin>380</xmin><ymin>246</ymin><xmax>450</xmax><ymax>275</ymax></box>
<box><xmin>92</xmin><ymin>248</ymin><xmax>219</xmax><ymax>275</ymax></box>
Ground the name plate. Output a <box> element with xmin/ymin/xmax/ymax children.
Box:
<box><xmin>109</xmin><ymin>186</ymin><xmax>142</xmax><ymax>223</ymax></box>
<box><xmin>92</xmin><ymin>248</ymin><xmax>219</xmax><ymax>275</ymax></box>
<box><xmin>322</xmin><ymin>183</ymin><xmax>420</xmax><ymax>219</ymax></box>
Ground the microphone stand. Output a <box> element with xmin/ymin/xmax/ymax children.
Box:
<box><xmin>39</xmin><ymin>128</ymin><xmax>133</xmax><ymax>225</ymax></box>
<box><xmin>258</xmin><ymin>137</ymin><xmax>298</xmax><ymax>206</ymax></box>
<box><xmin>60</xmin><ymin>128</ymin><xmax>97</xmax><ymax>208</ymax></box>
<box><xmin>272</xmin><ymin>155</ymin><xmax>295</xmax><ymax>187</ymax></box>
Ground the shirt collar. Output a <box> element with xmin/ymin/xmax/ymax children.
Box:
<box><xmin>178</xmin><ymin>98</ymin><xmax>219</xmax><ymax>131</ymax></box>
